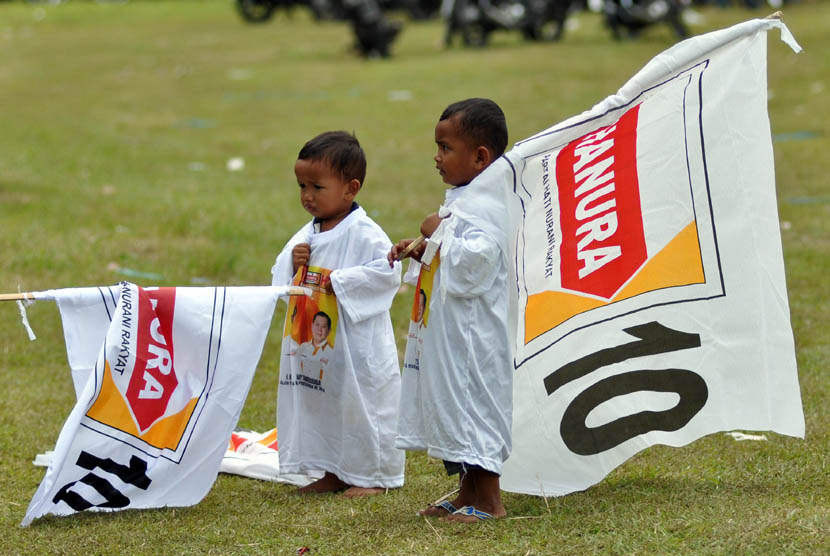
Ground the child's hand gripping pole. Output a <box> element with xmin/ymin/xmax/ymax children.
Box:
<box><xmin>292</xmin><ymin>243</ymin><xmax>311</xmax><ymax>285</ymax></box>
<box><xmin>388</xmin><ymin>235</ymin><xmax>426</xmax><ymax>268</ymax></box>
<box><xmin>395</xmin><ymin>235</ymin><xmax>425</xmax><ymax>261</ymax></box>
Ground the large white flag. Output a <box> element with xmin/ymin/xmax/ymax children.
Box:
<box><xmin>447</xmin><ymin>18</ymin><xmax>805</xmax><ymax>496</ymax></box>
<box><xmin>22</xmin><ymin>283</ymin><xmax>294</xmax><ymax>525</ymax></box>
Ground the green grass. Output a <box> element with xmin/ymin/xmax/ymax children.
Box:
<box><xmin>1</xmin><ymin>1</ymin><xmax>828</xmax><ymax>554</ymax></box>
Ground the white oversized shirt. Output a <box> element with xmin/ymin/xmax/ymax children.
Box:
<box><xmin>396</xmin><ymin>185</ymin><xmax>513</xmax><ymax>474</ymax></box>
<box><xmin>271</xmin><ymin>207</ymin><xmax>405</xmax><ymax>488</ymax></box>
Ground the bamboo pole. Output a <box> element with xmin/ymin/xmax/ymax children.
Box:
<box><xmin>286</xmin><ymin>286</ymin><xmax>311</xmax><ymax>296</ymax></box>
<box><xmin>0</xmin><ymin>293</ymin><xmax>35</xmax><ymax>301</ymax></box>
<box><xmin>395</xmin><ymin>235</ymin><xmax>426</xmax><ymax>261</ymax></box>
<box><xmin>0</xmin><ymin>287</ymin><xmax>310</xmax><ymax>301</ymax></box>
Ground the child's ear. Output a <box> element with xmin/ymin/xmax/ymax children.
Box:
<box><xmin>345</xmin><ymin>179</ymin><xmax>361</xmax><ymax>199</ymax></box>
<box><xmin>475</xmin><ymin>146</ymin><xmax>493</xmax><ymax>169</ymax></box>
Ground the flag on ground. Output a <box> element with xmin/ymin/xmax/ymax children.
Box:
<box><xmin>219</xmin><ymin>428</ymin><xmax>319</xmax><ymax>486</ymax></box>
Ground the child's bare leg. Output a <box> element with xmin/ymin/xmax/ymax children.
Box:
<box><xmin>296</xmin><ymin>472</ymin><xmax>349</xmax><ymax>494</ymax></box>
<box><xmin>418</xmin><ymin>466</ymin><xmax>475</xmax><ymax>516</ymax></box>
<box><xmin>342</xmin><ymin>486</ymin><xmax>386</xmax><ymax>498</ymax></box>
<box><xmin>444</xmin><ymin>469</ymin><xmax>506</xmax><ymax>523</ymax></box>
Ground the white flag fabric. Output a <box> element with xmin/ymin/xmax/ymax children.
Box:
<box><xmin>438</xmin><ymin>18</ymin><xmax>805</xmax><ymax>497</ymax></box>
<box><xmin>48</xmin><ymin>284</ymin><xmax>122</xmax><ymax>398</ymax></box>
<box><xmin>22</xmin><ymin>283</ymin><xmax>292</xmax><ymax>525</ymax></box>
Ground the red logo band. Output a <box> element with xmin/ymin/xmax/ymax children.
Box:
<box><xmin>125</xmin><ymin>287</ymin><xmax>178</xmax><ymax>432</ymax></box>
<box><xmin>556</xmin><ymin>105</ymin><xmax>647</xmax><ymax>299</ymax></box>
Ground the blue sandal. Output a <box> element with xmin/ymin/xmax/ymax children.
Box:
<box><xmin>417</xmin><ymin>499</ymin><xmax>457</xmax><ymax>517</ymax></box>
<box><xmin>437</xmin><ymin>500</ymin><xmax>458</xmax><ymax>513</ymax></box>
<box><xmin>452</xmin><ymin>505</ymin><xmax>494</xmax><ymax>520</ymax></box>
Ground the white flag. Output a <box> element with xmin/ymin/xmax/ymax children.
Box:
<box><xmin>454</xmin><ymin>19</ymin><xmax>804</xmax><ymax>496</ymax></box>
<box><xmin>22</xmin><ymin>283</ymin><xmax>292</xmax><ymax>525</ymax></box>
<box><xmin>48</xmin><ymin>284</ymin><xmax>122</xmax><ymax>398</ymax></box>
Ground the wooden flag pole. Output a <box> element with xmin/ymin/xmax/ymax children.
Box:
<box><xmin>286</xmin><ymin>286</ymin><xmax>311</xmax><ymax>296</ymax></box>
<box><xmin>395</xmin><ymin>235</ymin><xmax>426</xmax><ymax>261</ymax></box>
<box><xmin>0</xmin><ymin>287</ymin><xmax>309</xmax><ymax>302</ymax></box>
<box><xmin>0</xmin><ymin>293</ymin><xmax>35</xmax><ymax>302</ymax></box>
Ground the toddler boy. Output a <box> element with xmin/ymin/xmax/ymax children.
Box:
<box><xmin>272</xmin><ymin>131</ymin><xmax>405</xmax><ymax>496</ymax></box>
<box><xmin>390</xmin><ymin>99</ymin><xmax>513</xmax><ymax>521</ymax></box>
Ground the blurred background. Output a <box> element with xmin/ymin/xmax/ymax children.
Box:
<box><xmin>1</xmin><ymin>2</ymin><xmax>827</xmax><ymax>551</ymax></box>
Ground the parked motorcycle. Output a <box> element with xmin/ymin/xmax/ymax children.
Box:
<box><xmin>381</xmin><ymin>0</ymin><xmax>442</xmax><ymax>19</ymax></box>
<box><xmin>443</xmin><ymin>0</ymin><xmax>573</xmax><ymax>47</ymax></box>
<box><xmin>235</xmin><ymin>0</ymin><xmax>439</xmax><ymax>23</ymax></box>
<box><xmin>235</xmin><ymin>0</ymin><xmax>344</xmax><ymax>23</ymax></box>
<box><xmin>342</xmin><ymin>0</ymin><xmax>403</xmax><ymax>57</ymax></box>
<box><xmin>235</xmin><ymin>0</ymin><xmax>402</xmax><ymax>57</ymax></box>
<box><xmin>603</xmin><ymin>0</ymin><xmax>689</xmax><ymax>40</ymax></box>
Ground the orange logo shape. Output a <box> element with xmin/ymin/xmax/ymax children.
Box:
<box><xmin>86</xmin><ymin>286</ymin><xmax>200</xmax><ymax>451</ymax></box>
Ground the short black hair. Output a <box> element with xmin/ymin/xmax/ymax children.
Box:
<box><xmin>439</xmin><ymin>98</ymin><xmax>508</xmax><ymax>159</ymax></box>
<box><xmin>313</xmin><ymin>311</ymin><xmax>332</xmax><ymax>330</ymax></box>
<box><xmin>298</xmin><ymin>131</ymin><xmax>366</xmax><ymax>184</ymax></box>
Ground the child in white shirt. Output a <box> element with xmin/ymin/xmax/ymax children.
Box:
<box><xmin>390</xmin><ymin>99</ymin><xmax>512</xmax><ymax>521</ymax></box>
<box><xmin>272</xmin><ymin>131</ymin><xmax>404</xmax><ymax>496</ymax></box>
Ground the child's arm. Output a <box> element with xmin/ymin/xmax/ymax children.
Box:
<box><xmin>440</xmin><ymin>225</ymin><xmax>502</xmax><ymax>298</ymax></box>
<box><xmin>419</xmin><ymin>213</ymin><xmax>442</xmax><ymax>237</ymax></box>
<box><xmin>332</xmin><ymin>238</ymin><xmax>402</xmax><ymax>324</ymax></box>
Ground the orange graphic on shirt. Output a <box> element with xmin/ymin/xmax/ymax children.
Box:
<box><xmin>411</xmin><ymin>254</ymin><xmax>439</xmax><ymax>328</ymax></box>
<box><xmin>284</xmin><ymin>266</ymin><xmax>338</xmax><ymax>349</ymax></box>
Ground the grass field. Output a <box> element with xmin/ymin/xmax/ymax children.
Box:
<box><xmin>1</xmin><ymin>1</ymin><xmax>828</xmax><ymax>554</ymax></box>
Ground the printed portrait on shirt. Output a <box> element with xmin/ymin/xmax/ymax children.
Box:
<box><xmin>282</xmin><ymin>266</ymin><xmax>338</xmax><ymax>392</ymax></box>
<box><xmin>403</xmin><ymin>253</ymin><xmax>439</xmax><ymax>373</ymax></box>
<box><xmin>410</xmin><ymin>254</ymin><xmax>438</xmax><ymax>329</ymax></box>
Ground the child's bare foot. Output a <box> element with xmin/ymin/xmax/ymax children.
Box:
<box><xmin>442</xmin><ymin>504</ymin><xmax>506</xmax><ymax>523</ymax></box>
<box><xmin>419</xmin><ymin>470</ymin><xmax>474</xmax><ymax>517</ymax></box>
<box><xmin>296</xmin><ymin>472</ymin><xmax>348</xmax><ymax>495</ymax></box>
<box><xmin>342</xmin><ymin>486</ymin><xmax>386</xmax><ymax>498</ymax></box>
<box><xmin>441</xmin><ymin>468</ymin><xmax>505</xmax><ymax>522</ymax></box>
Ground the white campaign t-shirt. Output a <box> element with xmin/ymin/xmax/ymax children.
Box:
<box><xmin>396</xmin><ymin>182</ymin><xmax>513</xmax><ymax>474</ymax></box>
<box><xmin>271</xmin><ymin>207</ymin><xmax>405</xmax><ymax>488</ymax></box>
